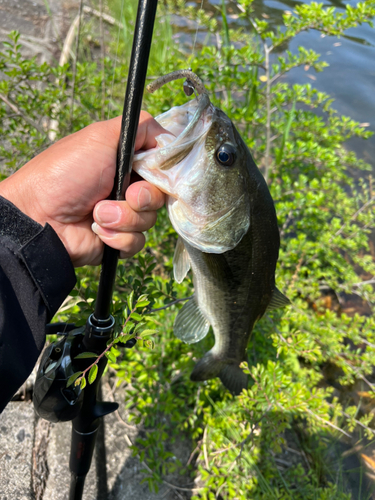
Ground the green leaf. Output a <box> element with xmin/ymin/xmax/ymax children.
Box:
<box><xmin>118</xmin><ymin>334</ymin><xmax>135</xmax><ymax>344</ymax></box>
<box><xmin>80</xmin><ymin>377</ymin><xmax>87</xmax><ymax>390</ymax></box>
<box><xmin>139</xmin><ymin>329</ymin><xmax>158</xmax><ymax>338</ymax></box>
<box><xmin>276</xmin><ymin>98</ymin><xmax>296</xmax><ymax>165</ymax></box>
<box><xmin>74</xmin><ymin>352</ymin><xmax>98</xmax><ymax>359</ymax></box>
<box><xmin>66</xmin><ymin>371</ymin><xmax>83</xmax><ymax>387</ymax></box>
<box><xmin>105</xmin><ymin>350</ymin><xmax>116</xmax><ymax>363</ymax></box>
<box><xmin>88</xmin><ymin>364</ymin><xmax>98</xmax><ymax>385</ymax></box>
<box><xmin>146</xmin><ymin>263</ymin><xmax>156</xmax><ymax>274</ymax></box>
<box><xmin>131</xmin><ymin>312</ymin><xmax>143</xmax><ymax>321</ymax></box>
<box><xmin>144</xmin><ymin>339</ymin><xmax>155</xmax><ymax>349</ymax></box>
<box><xmin>127</xmin><ymin>290</ymin><xmax>134</xmax><ymax>311</ymax></box>
<box><xmin>136</xmin><ymin>301</ymin><xmax>150</xmax><ymax>309</ymax></box>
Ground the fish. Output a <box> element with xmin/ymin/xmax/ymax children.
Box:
<box><xmin>133</xmin><ymin>70</ymin><xmax>289</xmax><ymax>395</ymax></box>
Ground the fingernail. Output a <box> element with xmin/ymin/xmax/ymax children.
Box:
<box><xmin>91</xmin><ymin>222</ymin><xmax>116</xmax><ymax>239</ymax></box>
<box><xmin>95</xmin><ymin>202</ymin><xmax>122</xmax><ymax>224</ymax></box>
<box><xmin>137</xmin><ymin>186</ymin><xmax>152</xmax><ymax>209</ymax></box>
<box><xmin>91</xmin><ymin>222</ymin><xmax>102</xmax><ymax>235</ymax></box>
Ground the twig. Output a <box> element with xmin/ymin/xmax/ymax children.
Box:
<box><xmin>288</xmin><ymin>252</ymin><xmax>305</xmax><ymax>289</ymax></box>
<box><xmin>70</xmin><ymin>0</ymin><xmax>84</xmax><ymax>129</ymax></box>
<box><xmin>48</xmin><ymin>11</ymin><xmax>80</xmax><ymax>141</ymax></box>
<box><xmin>328</xmin><ymin>403</ymin><xmax>375</xmax><ymax>436</ymax></box>
<box><xmin>74</xmin><ymin>304</ymin><xmax>140</xmax><ymax>385</ymax></box>
<box><xmin>351</xmin><ymin>278</ymin><xmax>375</xmax><ymax>287</ymax></box>
<box><xmin>202</xmin><ymin>425</ymin><xmax>209</xmax><ymax>470</ymax></box>
<box><xmin>57</xmin><ymin>298</ymin><xmax>81</xmax><ymax>313</ymax></box>
<box><xmin>285</xmin><ymin>446</ymin><xmax>302</xmax><ymax>456</ymax></box>
<box><xmin>305</xmin><ymin>408</ymin><xmax>351</xmax><ymax>438</ymax></box>
<box><xmin>173</xmin><ymin>489</ymin><xmax>185</xmax><ymax>500</ymax></box>
<box><xmin>48</xmin><ymin>2</ymin><xmax>124</xmax><ymax>139</ymax></box>
<box><xmin>150</xmin><ymin>296</ymin><xmax>193</xmax><ymax>312</ymax></box>
<box><xmin>235</xmin><ymin>406</ymin><xmax>271</xmax><ymax>461</ymax></box>
<box><xmin>186</xmin><ymin>441</ymin><xmax>202</xmax><ymax>466</ymax></box>
<box><xmin>340</xmin><ymin>358</ymin><xmax>375</xmax><ymax>393</ymax></box>
<box><xmin>0</xmin><ymin>93</ymin><xmax>46</xmax><ymax>136</ymax></box>
<box><xmin>274</xmin><ymin>457</ymin><xmax>292</xmax><ymax>467</ymax></box>
<box><xmin>263</xmin><ymin>45</ymin><xmax>272</xmax><ymax>183</ymax></box>
<box><xmin>122</xmin><ymin>432</ymin><xmax>203</xmax><ymax>492</ymax></box>
<box><xmin>105</xmin><ymin>379</ymin><xmax>204</xmax><ymax>496</ymax></box>
<box><xmin>332</xmin><ymin>195</ymin><xmax>375</xmax><ymax>238</ymax></box>
<box><xmin>193</xmin><ymin>386</ymin><xmax>201</xmax><ymax>415</ymax></box>
<box><xmin>361</xmin><ymin>338</ymin><xmax>375</xmax><ymax>349</ymax></box>
<box><xmin>42</xmin><ymin>0</ymin><xmax>64</xmax><ymax>49</ymax></box>
<box><xmin>279</xmin><ymin>210</ymin><xmax>294</xmax><ymax>239</ymax></box>
<box><xmin>104</xmin><ymin>380</ymin><xmax>144</xmax><ymax>431</ymax></box>
<box><xmin>82</xmin><ymin>5</ymin><xmax>124</xmax><ymax>29</ymax></box>
<box><xmin>99</xmin><ymin>0</ymin><xmax>106</xmax><ymax>121</ymax></box>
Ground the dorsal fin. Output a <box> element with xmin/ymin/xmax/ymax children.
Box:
<box><xmin>174</xmin><ymin>297</ymin><xmax>210</xmax><ymax>344</ymax></box>
<box><xmin>266</xmin><ymin>288</ymin><xmax>291</xmax><ymax>311</ymax></box>
<box><xmin>173</xmin><ymin>237</ymin><xmax>191</xmax><ymax>284</ymax></box>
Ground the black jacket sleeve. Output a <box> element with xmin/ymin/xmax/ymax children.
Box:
<box><xmin>0</xmin><ymin>196</ymin><xmax>76</xmax><ymax>412</ymax></box>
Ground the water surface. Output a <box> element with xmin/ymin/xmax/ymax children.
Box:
<box><xmin>177</xmin><ymin>0</ymin><xmax>375</xmax><ymax>167</ymax></box>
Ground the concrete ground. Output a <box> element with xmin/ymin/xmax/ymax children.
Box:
<box><xmin>0</xmin><ymin>379</ymin><xmax>194</xmax><ymax>500</ymax></box>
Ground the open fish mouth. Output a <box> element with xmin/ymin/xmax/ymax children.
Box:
<box><xmin>133</xmin><ymin>70</ymin><xmax>251</xmax><ymax>254</ymax></box>
<box><xmin>133</xmin><ymin>92</ymin><xmax>213</xmax><ymax>197</ymax></box>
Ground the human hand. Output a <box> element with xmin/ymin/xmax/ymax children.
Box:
<box><xmin>0</xmin><ymin>113</ymin><xmax>167</xmax><ymax>267</ymax></box>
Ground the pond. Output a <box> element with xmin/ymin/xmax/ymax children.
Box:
<box><xmin>179</xmin><ymin>0</ymin><xmax>375</xmax><ymax>170</ymax></box>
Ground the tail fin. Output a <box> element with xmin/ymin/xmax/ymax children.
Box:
<box><xmin>190</xmin><ymin>352</ymin><xmax>248</xmax><ymax>395</ymax></box>
<box><xmin>219</xmin><ymin>364</ymin><xmax>248</xmax><ymax>395</ymax></box>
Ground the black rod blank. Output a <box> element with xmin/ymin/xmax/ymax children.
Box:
<box><xmin>93</xmin><ymin>0</ymin><xmax>158</xmax><ymax>322</ymax></box>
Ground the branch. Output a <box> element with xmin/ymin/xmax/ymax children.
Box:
<box><xmin>235</xmin><ymin>406</ymin><xmax>272</xmax><ymax>461</ymax></box>
<box><xmin>70</xmin><ymin>0</ymin><xmax>84</xmax><ymax>129</ymax></box>
<box><xmin>48</xmin><ymin>4</ymin><xmax>124</xmax><ymax>140</ymax></box>
<box><xmin>328</xmin><ymin>403</ymin><xmax>375</xmax><ymax>436</ymax></box>
<box><xmin>82</xmin><ymin>5</ymin><xmax>124</xmax><ymax>29</ymax></box>
<box><xmin>305</xmin><ymin>407</ymin><xmax>351</xmax><ymax>438</ymax></box>
<box><xmin>150</xmin><ymin>295</ymin><xmax>193</xmax><ymax>312</ymax></box>
<box><xmin>333</xmin><ymin>195</ymin><xmax>375</xmax><ymax>238</ymax></box>
<box><xmin>0</xmin><ymin>93</ymin><xmax>47</xmax><ymax>136</ymax></box>
<box><xmin>264</xmin><ymin>45</ymin><xmax>272</xmax><ymax>183</ymax></box>
<box><xmin>99</xmin><ymin>0</ymin><xmax>106</xmax><ymax>121</ymax></box>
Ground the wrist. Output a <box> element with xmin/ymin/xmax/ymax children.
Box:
<box><xmin>0</xmin><ymin>174</ymin><xmax>45</xmax><ymax>226</ymax></box>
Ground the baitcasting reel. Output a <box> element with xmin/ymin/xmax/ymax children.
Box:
<box><xmin>33</xmin><ymin>317</ymin><xmax>136</xmax><ymax>423</ymax></box>
<box><xmin>33</xmin><ymin>325</ymin><xmax>86</xmax><ymax>423</ymax></box>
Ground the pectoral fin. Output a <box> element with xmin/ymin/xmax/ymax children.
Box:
<box><xmin>266</xmin><ymin>288</ymin><xmax>291</xmax><ymax>311</ymax></box>
<box><xmin>173</xmin><ymin>237</ymin><xmax>191</xmax><ymax>284</ymax></box>
<box><xmin>174</xmin><ymin>297</ymin><xmax>210</xmax><ymax>344</ymax></box>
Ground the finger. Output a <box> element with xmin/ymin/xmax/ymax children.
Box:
<box><xmin>135</xmin><ymin>111</ymin><xmax>172</xmax><ymax>151</ymax></box>
<box><xmin>85</xmin><ymin>111</ymin><xmax>170</xmax><ymax>154</ymax></box>
<box><xmin>125</xmin><ymin>181</ymin><xmax>165</xmax><ymax>212</ymax></box>
<box><xmin>91</xmin><ymin>226</ymin><xmax>145</xmax><ymax>257</ymax></box>
<box><xmin>93</xmin><ymin>200</ymin><xmax>157</xmax><ymax>231</ymax></box>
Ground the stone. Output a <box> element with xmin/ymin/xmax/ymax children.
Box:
<box><xmin>0</xmin><ymin>0</ymin><xmax>66</xmax><ymax>62</ymax></box>
<box><xmin>41</xmin><ymin>381</ymin><xmax>193</xmax><ymax>499</ymax></box>
<box><xmin>42</xmin><ymin>419</ymin><xmax>98</xmax><ymax>500</ymax></box>
<box><xmin>0</xmin><ymin>402</ymin><xmax>35</xmax><ymax>499</ymax></box>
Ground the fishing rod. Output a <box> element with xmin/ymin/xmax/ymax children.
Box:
<box><xmin>33</xmin><ymin>0</ymin><xmax>158</xmax><ymax>498</ymax></box>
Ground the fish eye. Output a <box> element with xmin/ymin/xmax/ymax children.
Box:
<box><xmin>216</xmin><ymin>144</ymin><xmax>236</xmax><ymax>167</ymax></box>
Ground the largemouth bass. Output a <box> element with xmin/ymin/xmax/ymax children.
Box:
<box><xmin>133</xmin><ymin>70</ymin><xmax>289</xmax><ymax>395</ymax></box>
